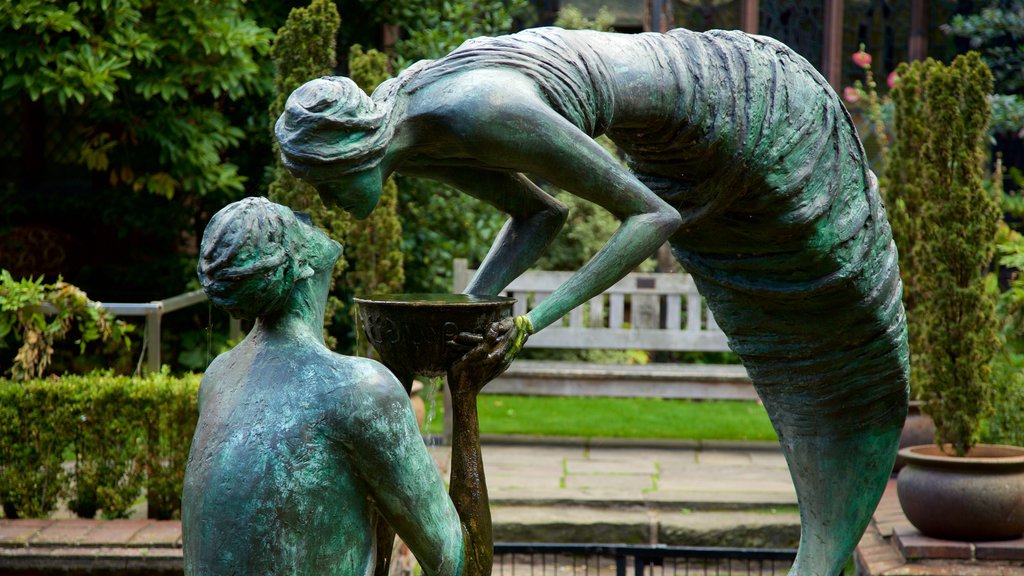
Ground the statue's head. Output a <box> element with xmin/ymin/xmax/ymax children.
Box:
<box><xmin>275</xmin><ymin>77</ymin><xmax>390</xmax><ymax>218</ymax></box>
<box><xmin>197</xmin><ymin>197</ymin><xmax>342</xmax><ymax>320</ymax></box>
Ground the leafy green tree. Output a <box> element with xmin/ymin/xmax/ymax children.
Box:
<box><xmin>0</xmin><ymin>0</ymin><xmax>273</xmax><ymax>198</ymax></box>
<box><xmin>552</xmin><ymin>5</ymin><xmax>616</xmax><ymax>31</ymax></box>
<box><xmin>946</xmin><ymin>1</ymin><xmax>1023</xmax><ymax>96</ymax></box>
<box><xmin>890</xmin><ymin>53</ymin><xmax>1000</xmax><ymax>456</ymax></box>
<box><xmin>379</xmin><ymin>0</ymin><xmax>529</xmax><ymax>293</ymax></box>
<box><xmin>366</xmin><ymin>0</ymin><xmax>532</xmax><ymax>68</ymax></box>
<box><xmin>267</xmin><ymin>0</ymin><xmax>353</xmax><ymax>347</ymax></box>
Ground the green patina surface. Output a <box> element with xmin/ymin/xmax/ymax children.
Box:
<box><xmin>261</xmin><ymin>26</ymin><xmax>906</xmax><ymax>576</ymax></box>
<box><xmin>184</xmin><ymin>199</ymin><xmax>497</xmax><ymax>576</ymax></box>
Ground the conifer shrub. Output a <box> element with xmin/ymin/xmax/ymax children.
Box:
<box><xmin>889</xmin><ymin>53</ymin><xmax>1000</xmax><ymax>456</ymax></box>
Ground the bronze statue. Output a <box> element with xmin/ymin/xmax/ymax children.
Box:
<box><xmin>183</xmin><ymin>198</ymin><xmax>496</xmax><ymax>576</ymax></box>
<box><xmin>278</xmin><ymin>27</ymin><xmax>908</xmax><ymax>576</ymax></box>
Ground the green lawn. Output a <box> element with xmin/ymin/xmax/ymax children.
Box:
<box><xmin>422</xmin><ymin>393</ymin><xmax>779</xmax><ymax>441</ymax></box>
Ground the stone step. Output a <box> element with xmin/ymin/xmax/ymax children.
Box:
<box><xmin>492</xmin><ymin>506</ymin><xmax>801</xmax><ymax>549</ymax></box>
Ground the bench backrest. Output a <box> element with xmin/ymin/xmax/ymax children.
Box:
<box><xmin>452</xmin><ymin>259</ymin><xmax>729</xmax><ymax>352</ymax></box>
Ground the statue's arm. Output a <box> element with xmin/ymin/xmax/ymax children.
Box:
<box><xmin>398</xmin><ymin>167</ymin><xmax>568</xmax><ymax>296</ymax></box>
<box><xmin>348</xmin><ymin>364</ymin><xmax>482</xmax><ymax>576</ymax></box>
<box><xmin>455</xmin><ymin>96</ymin><xmax>682</xmax><ymax>331</ymax></box>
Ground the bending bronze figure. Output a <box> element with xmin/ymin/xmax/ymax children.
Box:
<box><xmin>278</xmin><ymin>27</ymin><xmax>909</xmax><ymax>576</ymax></box>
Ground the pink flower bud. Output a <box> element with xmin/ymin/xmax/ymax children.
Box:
<box><xmin>843</xmin><ymin>86</ymin><xmax>862</xmax><ymax>104</ymax></box>
<box><xmin>852</xmin><ymin>51</ymin><xmax>872</xmax><ymax>69</ymax></box>
<box><xmin>887</xmin><ymin>71</ymin><xmax>898</xmax><ymax>89</ymax></box>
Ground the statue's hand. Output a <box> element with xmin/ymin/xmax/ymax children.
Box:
<box><xmin>448</xmin><ymin>315</ymin><xmax>533</xmax><ymax>394</ymax></box>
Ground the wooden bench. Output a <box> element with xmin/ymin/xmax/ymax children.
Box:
<box><xmin>451</xmin><ymin>259</ymin><xmax>755</xmax><ymax>401</ymax></box>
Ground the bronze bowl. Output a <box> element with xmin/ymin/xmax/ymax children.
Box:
<box><xmin>354</xmin><ymin>294</ymin><xmax>515</xmax><ymax>388</ymax></box>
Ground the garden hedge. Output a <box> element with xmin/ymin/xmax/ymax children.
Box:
<box><xmin>0</xmin><ymin>372</ymin><xmax>199</xmax><ymax>520</ymax></box>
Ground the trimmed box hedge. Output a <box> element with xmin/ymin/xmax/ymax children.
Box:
<box><xmin>0</xmin><ymin>372</ymin><xmax>199</xmax><ymax>519</ymax></box>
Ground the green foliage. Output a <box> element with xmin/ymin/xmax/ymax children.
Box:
<box><xmin>988</xmin><ymin>220</ymin><xmax>1024</xmax><ymax>447</ymax></box>
<box><xmin>398</xmin><ymin>179</ymin><xmax>506</xmax><ymax>293</ymax></box>
<box><xmin>0</xmin><ymin>0</ymin><xmax>273</xmax><ymax>197</ymax></box>
<box><xmin>0</xmin><ymin>371</ymin><xmax>199</xmax><ymax>520</ymax></box>
<box><xmin>0</xmin><ymin>271</ymin><xmax>132</xmax><ymax>380</ymax></box>
<box><xmin>553</xmin><ymin>4</ymin><xmax>615</xmax><ymax>31</ymax></box>
<box><xmin>345</xmin><ymin>46</ymin><xmax>405</xmax><ymax>298</ymax></box>
<box><xmin>890</xmin><ymin>53</ymin><xmax>1000</xmax><ymax>456</ymax></box>
<box><xmin>267</xmin><ymin>0</ymin><xmax>352</xmax><ymax>348</ymax></box>
<box><xmin>386</xmin><ymin>0</ymin><xmax>532</xmax><ymax>68</ymax></box>
<box><xmin>990</xmin><ymin>94</ymin><xmax>1024</xmax><ymax>136</ymax></box>
<box><xmin>945</xmin><ymin>2</ymin><xmax>1024</xmax><ymax>95</ymax></box>
<box><xmin>369</xmin><ymin>1</ymin><xmax>528</xmax><ymax>294</ymax></box>
<box><xmin>534</xmin><ymin>192</ymin><xmax>623</xmax><ymax>272</ymax></box>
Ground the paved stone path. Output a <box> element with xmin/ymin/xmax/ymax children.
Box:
<box><xmin>0</xmin><ymin>437</ymin><xmax>802</xmax><ymax>572</ymax></box>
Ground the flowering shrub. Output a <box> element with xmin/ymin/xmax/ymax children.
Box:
<box><xmin>843</xmin><ymin>45</ymin><xmax>892</xmax><ymax>174</ymax></box>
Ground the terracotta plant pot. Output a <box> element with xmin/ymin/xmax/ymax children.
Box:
<box><xmin>897</xmin><ymin>444</ymin><xmax>1024</xmax><ymax>541</ymax></box>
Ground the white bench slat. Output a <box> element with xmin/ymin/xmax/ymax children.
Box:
<box><xmin>449</xmin><ymin>259</ymin><xmax>746</xmax><ymax>403</ymax></box>
<box><xmin>569</xmin><ymin>303</ymin><xmax>584</xmax><ymax>328</ymax></box>
<box><xmin>684</xmin><ymin>293</ymin><xmax>700</xmax><ymax>333</ymax></box>
<box><xmin>486</xmin><ymin>360</ymin><xmax>754</xmax><ymax>401</ymax></box>
<box><xmin>527</xmin><ymin>327</ymin><xmax>729</xmax><ymax>351</ymax></box>
<box><xmin>588</xmin><ymin>294</ymin><xmax>604</xmax><ymax>328</ymax></box>
<box><xmin>609</xmin><ymin>293</ymin><xmax>625</xmax><ymax>329</ymax></box>
<box><xmin>707</xmin><ymin>308</ymin><xmax>721</xmax><ymax>331</ymax></box>
<box><xmin>665</xmin><ymin>294</ymin><xmax>682</xmax><ymax>330</ymax></box>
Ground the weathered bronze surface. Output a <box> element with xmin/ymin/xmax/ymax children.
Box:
<box><xmin>184</xmin><ymin>198</ymin><xmax>495</xmax><ymax>576</ymax></box>
<box><xmin>355</xmin><ymin>294</ymin><xmax>515</xmax><ymax>391</ymax></box>
<box><xmin>278</xmin><ymin>26</ymin><xmax>909</xmax><ymax>576</ymax></box>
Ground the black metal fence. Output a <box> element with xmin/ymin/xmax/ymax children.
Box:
<box><xmin>492</xmin><ymin>543</ymin><xmax>797</xmax><ymax>576</ymax></box>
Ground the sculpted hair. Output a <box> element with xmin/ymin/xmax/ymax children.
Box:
<box><xmin>197</xmin><ymin>197</ymin><xmax>304</xmax><ymax>320</ymax></box>
<box><xmin>275</xmin><ymin>76</ymin><xmax>394</xmax><ymax>179</ymax></box>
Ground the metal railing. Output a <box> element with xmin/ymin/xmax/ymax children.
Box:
<box><xmin>37</xmin><ymin>289</ymin><xmax>240</xmax><ymax>374</ymax></box>
<box><xmin>492</xmin><ymin>544</ymin><xmax>797</xmax><ymax>576</ymax></box>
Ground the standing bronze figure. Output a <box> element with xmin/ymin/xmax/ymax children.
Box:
<box><xmin>183</xmin><ymin>198</ymin><xmax>495</xmax><ymax>576</ymax></box>
<box><xmin>278</xmin><ymin>27</ymin><xmax>909</xmax><ymax>576</ymax></box>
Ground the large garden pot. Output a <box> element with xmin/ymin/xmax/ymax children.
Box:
<box><xmin>897</xmin><ymin>444</ymin><xmax>1024</xmax><ymax>541</ymax></box>
<box><xmin>893</xmin><ymin>403</ymin><xmax>935</xmax><ymax>473</ymax></box>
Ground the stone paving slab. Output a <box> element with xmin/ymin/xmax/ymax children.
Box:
<box><xmin>491</xmin><ymin>505</ymin><xmax>653</xmax><ymax>544</ymax></box>
<box><xmin>27</xmin><ymin>519</ymin><xmax>100</xmax><ymax>547</ymax></box>
<box><xmin>128</xmin><ymin>521</ymin><xmax>182</xmax><ymax>547</ymax></box>
<box><xmin>1</xmin><ymin>438</ymin><xmax>802</xmax><ymax>572</ymax></box>
<box><xmin>563</xmin><ymin>474</ymin><xmax>655</xmax><ymax>491</ymax></box>
<box><xmin>657</xmin><ymin>509</ymin><xmax>801</xmax><ymax>548</ymax></box>
<box><xmin>0</xmin><ymin>519</ymin><xmax>53</xmax><ymax>546</ymax></box>
<box><xmin>78</xmin><ymin>520</ymin><xmax>151</xmax><ymax>547</ymax></box>
<box><xmin>564</xmin><ymin>457</ymin><xmax>659</xmax><ymax>476</ymax></box>
<box><xmin>644</xmin><ymin>490</ymin><xmax>797</xmax><ymax>510</ymax></box>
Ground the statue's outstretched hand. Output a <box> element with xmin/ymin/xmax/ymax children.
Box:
<box><xmin>448</xmin><ymin>316</ymin><xmax>533</xmax><ymax>393</ymax></box>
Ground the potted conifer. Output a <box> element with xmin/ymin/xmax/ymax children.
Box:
<box><xmin>889</xmin><ymin>52</ymin><xmax>1024</xmax><ymax>541</ymax></box>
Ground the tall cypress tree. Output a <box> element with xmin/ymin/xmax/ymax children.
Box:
<box><xmin>345</xmin><ymin>45</ymin><xmax>405</xmax><ymax>298</ymax></box>
<box><xmin>891</xmin><ymin>53</ymin><xmax>1000</xmax><ymax>456</ymax></box>
<box><xmin>267</xmin><ymin>0</ymin><xmax>350</xmax><ymax>347</ymax></box>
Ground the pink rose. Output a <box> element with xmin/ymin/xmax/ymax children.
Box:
<box><xmin>852</xmin><ymin>51</ymin><xmax>872</xmax><ymax>69</ymax></box>
<box><xmin>843</xmin><ymin>86</ymin><xmax>862</xmax><ymax>104</ymax></box>
<box><xmin>887</xmin><ymin>71</ymin><xmax>898</xmax><ymax>89</ymax></box>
